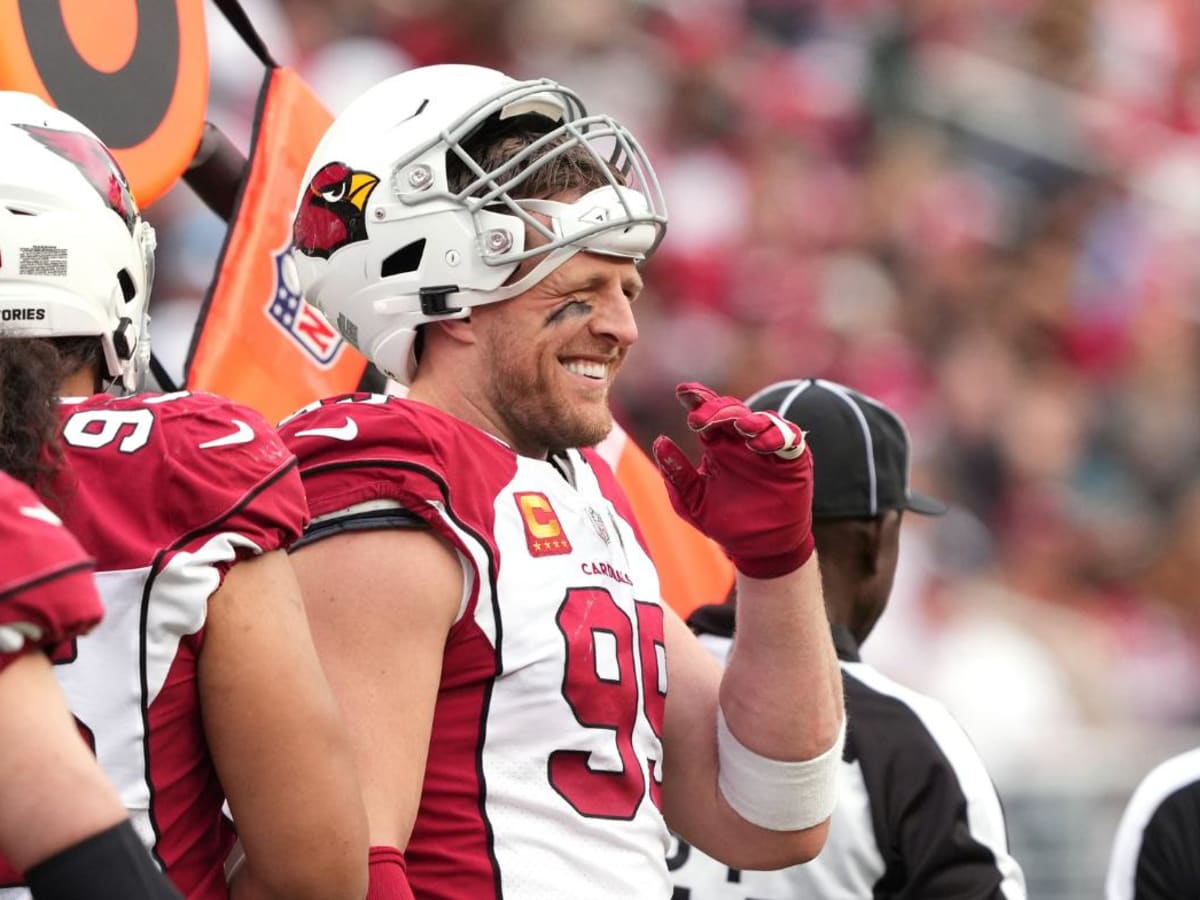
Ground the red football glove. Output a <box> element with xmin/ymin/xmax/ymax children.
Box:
<box><xmin>652</xmin><ymin>382</ymin><xmax>815</xmax><ymax>579</ymax></box>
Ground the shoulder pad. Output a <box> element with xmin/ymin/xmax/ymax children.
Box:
<box><xmin>57</xmin><ymin>392</ymin><xmax>307</xmax><ymax>566</ymax></box>
<box><xmin>280</xmin><ymin>393</ymin><xmax>512</xmax><ymax>519</ymax></box>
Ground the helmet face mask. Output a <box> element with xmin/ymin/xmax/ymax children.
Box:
<box><xmin>292</xmin><ymin>64</ymin><xmax>668</xmax><ymax>384</ymax></box>
<box><xmin>0</xmin><ymin>92</ymin><xmax>156</xmax><ymax>393</ymax></box>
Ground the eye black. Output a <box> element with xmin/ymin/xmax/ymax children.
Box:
<box><xmin>547</xmin><ymin>299</ymin><xmax>591</xmax><ymax>324</ymax></box>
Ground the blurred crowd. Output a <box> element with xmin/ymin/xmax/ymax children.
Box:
<box><xmin>150</xmin><ymin>0</ymin><xmax>1200</xmax><ymax>780</ymax></box>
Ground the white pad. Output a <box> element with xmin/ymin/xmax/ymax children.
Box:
<box><xmin>717</xmin><ymin>707</ymin><xmax>845</xmax><ymax>831</ymax></box>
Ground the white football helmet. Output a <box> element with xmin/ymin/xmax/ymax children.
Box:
<box><xmin>0</xmin><ymin>92</ymin><xmax>156</xmax><ymax>392</ymax></box>
<box><xmin>291</xmin><ymin>64</ymin><xmax>668</xmax><ymax>383</ymax></box>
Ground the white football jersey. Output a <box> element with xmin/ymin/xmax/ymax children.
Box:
<box><xmin>282</xmin><ymin>394</ymin><xmax>673</xmax><ymax>899</ymax></box>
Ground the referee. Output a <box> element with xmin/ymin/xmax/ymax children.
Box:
<box><xmin>669</xmin><ymin>378</ymin><xmax>1026</xmax><ymax>900</ymax></box>
<box><xmin>1106</xmin><ymin>748</ymin><xmax>1200</xmax><ymax>898</ymax></box>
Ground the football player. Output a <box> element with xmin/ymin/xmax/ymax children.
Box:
<box><xmin>0</xmin><ymin>93</ymin><xmax>367</xmax><ymax>900</ymax></box>
<box><xmin>0</xmin><ymin>472</ymin><xmax>182</xmax><ymax>899</ymax></box>
<box><xmin>280</xmin><ymin>64</ymin><xmax>845</xmax><ymax>899</ymax></box>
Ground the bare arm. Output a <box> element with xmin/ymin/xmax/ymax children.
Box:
<box><xmin>199</xmin><ymin>549</ymin><xmax>368</xmax><ymax>900</ymax></box>
<box><xmin>661</xmin><ymin>558</ymin><xmax>843</xmax><ymax>870</ymax></box>
<box><xmin>288</xmin><ymin>528</ymin><xmax>463</xmax><ymax>851</ymax></box>
<box><xmin>649</xmin><ymin>384</ymin><xmax>845</xmax><ymax>870</ymax></box>
<box><xmin>0</xmin><ymin>651</ymin><xmax>129</xmax><ymax>871</ymax></box>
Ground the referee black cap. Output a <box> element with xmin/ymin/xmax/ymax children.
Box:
<box><xmin>745</xmin><ymin>378</ymin><xmax>947</xmax><ymax>520</ymax></box>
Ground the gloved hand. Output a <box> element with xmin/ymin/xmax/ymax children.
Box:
<box><xmin>652</xmin><ymin>382</ymin><xmax>814</xmax><ymax>579</ymax></box>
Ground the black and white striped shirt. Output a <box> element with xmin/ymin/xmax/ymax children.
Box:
<box><xmin>671</xmin><ymin>612</ymin><xmax>1026</xmax><ymax>899</ymax></box>
<box><xmin>1106</xmin><ymin>748</ymin><xmax>1200</xmax><ymax>900</ymax></box>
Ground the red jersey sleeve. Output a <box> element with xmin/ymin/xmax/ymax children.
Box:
<box><xmin>157</xmin><ymin>393</ymin><xmax>308</xmax><ymax>561</ymax></box>
<box><xmin>57</xmin><ymin>392</ymin><xmax>309</xmax><ymax>574</ymax></box>
<box><xmin>0</xmin><ymin>474</ymin><xmax>102</xmax><ymax>672</ymax></box>
<box><xmin>278</xmin><ymin>393</ymin><xmax>462</xmax><ymax>520</ymax></box>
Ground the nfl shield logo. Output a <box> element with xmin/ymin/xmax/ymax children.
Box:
<box><xmin>586</xmin><ymin>507</ymin><xmax>610</xmax><ymax>544</ymax></box>
<box><xmin>265</xmin><ymin>245</ymin><xmax>346</xmax><ymax>367</ymax></box>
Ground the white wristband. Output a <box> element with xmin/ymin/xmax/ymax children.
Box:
<box><xmin>716</xmin><ymin>707</ymin><xmax>845</xmax><ymax>831</ymax></box>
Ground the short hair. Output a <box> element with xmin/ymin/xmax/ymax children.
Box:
<box><xmin>447</xmin><ymin>112</ymin><xmax>621</xmax><ymax>201</ymax></box>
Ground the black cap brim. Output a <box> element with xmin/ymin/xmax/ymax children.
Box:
<box><xmin>906</xmin><ymin>491</ymin><xmax>948</xmax><ymax>516</ymax></box>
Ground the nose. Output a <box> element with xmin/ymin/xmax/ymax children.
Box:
<box><xmin>590</xmin><ymin>275</ymin><xmax>639</xmax><ymax>349</ymax></box>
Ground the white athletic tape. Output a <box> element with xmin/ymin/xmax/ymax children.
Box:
<box><xmin>717</xmin><ymin>707</ymin><xmax>844</xmax><ymax>831</ymax></box>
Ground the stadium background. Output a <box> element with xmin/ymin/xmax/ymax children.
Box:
<box><xmin>140</xmin><ymin>1</ymin><xmax>1200</xmax><ymax>896</ymax></box>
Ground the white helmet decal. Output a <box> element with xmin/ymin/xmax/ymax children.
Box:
<box><xmin>15</xmin><ymin>123</ymin><xmax>138</xmax><ymax>233</ymax></box>
<box><xmin>294</xmin><ymin>161</ymin><xmax>381</xmax><ymax>259</ymax></box>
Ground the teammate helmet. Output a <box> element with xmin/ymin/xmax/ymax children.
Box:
<box><xmin>0</xmin><ymin>92</ymin><xmax>156</xmax><ymax>392</ymax></box>
<box><xmin>291</xmin><ymin>64</ymin><xmax>668</xmax><ymax>383</ymax></box>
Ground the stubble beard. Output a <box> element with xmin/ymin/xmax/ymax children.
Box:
<box><xmin>486</xmin><ymin>345</ymin><xmax>614</xmax><ymax>455</ymax></box>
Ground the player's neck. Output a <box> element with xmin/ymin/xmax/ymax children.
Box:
<box><xmin>58</xmin><ymin>366</ymin><xmax>98</xmax><ymax>398</ymax></box>
<box><xmin>408</xmin><ymin>376</ymin><xmax>548</xmax><ymax>459</ymax></box>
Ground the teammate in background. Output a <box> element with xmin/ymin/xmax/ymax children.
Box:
<box><xmin>0</xmin><ymin>473</ymin><xmax>182</xmax><ymax>900</ymax></box>
<box><xmin>0</xmin><ymin>93</ymin><xmax>367</xmax><ymax>900</ymax></box>
<box><xmin>280</xmin><ymin>64</ymin><xmax>844</xmax><ymax>900</ymax></box>
<box><xmin>671</xmin><ymin>379</ymin><xmax>1027</xmax><ymax>900</ymax></box>
<box><xmin>1106</xmin><ymin>747</ymin><xmax>1200</xmax><ymax>899</ymax></box>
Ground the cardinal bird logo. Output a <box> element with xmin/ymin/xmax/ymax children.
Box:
<box><xmin>17</xmin><ymin>125</ymin><xmax>137</xmax><ymax>233</ymax></box>
<box><xmin>293</xmin><ymin>162</ymin><xmax>381</xmax><ymax>259</ymax></box>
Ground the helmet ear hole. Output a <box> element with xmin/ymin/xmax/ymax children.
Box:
<box><xmin>116</xmin><ymin>269</ymin><xmax>137</xmax><ymax>303</ymax></box>
<box><xmin>381</xmin><ymin>239</ymin><xmax>426</xmax><ymax>278</ymax></box>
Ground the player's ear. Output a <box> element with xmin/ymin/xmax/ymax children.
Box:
<box><xmin>436</xmin><ymin>316</ymin><xmax>476</xmax><ymax>346</ymax></box>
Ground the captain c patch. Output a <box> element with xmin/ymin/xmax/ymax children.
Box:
<box><xmin>515</xmin><ymin>492</ymin><xmax>573</xmax><ymax>557</ymax></box>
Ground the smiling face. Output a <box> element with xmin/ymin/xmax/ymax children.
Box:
<box><xmin>469</xmin><ymin>249</ymin><xmax>642</xmax><ymax>457</ymax></box>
